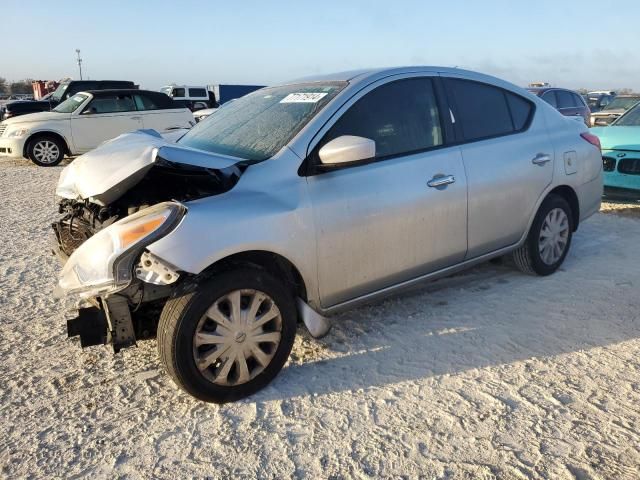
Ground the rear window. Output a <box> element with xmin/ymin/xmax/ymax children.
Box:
<box><xmin>556</xmin><ymin>90</ymin><xmax>577</xmax><ymax>109</ymax></box>
<box><xmin>449</xmin><ymin>79</ymin><xmax>532</xmax><ymax>141</ymax></box>
<box><xmin>189</xmin><ymin>88</ymin><xmax>207</xmax><ymax>97</ymax></box>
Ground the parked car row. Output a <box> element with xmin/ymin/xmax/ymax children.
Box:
<box><xmin>526</xmin><ymin>87</ymin><xmax>590</xmax><ymax>125</ymax></box>
<box><xmin>590</xmin><ymin>94</ymin><xmax>640</xmax><ymax>126</ymax></box>
<box><xmin>0</xmin><ymin>89</ymin><xmax>194</xmax><ymax>165</ymax></box>
<box><xmin>160</xmin><ymin>84</ymin><xmax>265</xmax><ymax>111</ymax></box>
<box><xmin>0</xmin><ymin>80</ymin><xmax>137</xmax><ymax>121</ymax></box>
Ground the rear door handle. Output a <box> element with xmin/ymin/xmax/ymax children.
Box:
<box><xmin>532</xmin><ymin>153</ymin><xmax>551</xmax><ymax>165</ymax></box>
<box><xmin>427</xmin><ymin>174</ymin><xmax>456</xmax><ymax>188</ymax></box>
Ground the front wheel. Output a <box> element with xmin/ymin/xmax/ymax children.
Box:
<box><xmin>157</xmin><ymin>268</ymin><xmax>297</xmax><ymax>403</ymax></box>
<box><xmin>26</xmin><ymin>135</ymin><xmax>65</xmax><ymax>166</ymax></box>
<box><xmin>512</xmin><ymin>194</ymin><xmax>573</xmax><ymax>276</ymax></box>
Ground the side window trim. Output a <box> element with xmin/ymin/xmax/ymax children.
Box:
<box><xmin>301</xmin><ymin>75</ymin><xmax>452</xmax><ymax>176</ymax></box>
<box><xmin>443</xmin><ymin>77</ymin><xmax>536</xmax><ymax>146</ymax></box>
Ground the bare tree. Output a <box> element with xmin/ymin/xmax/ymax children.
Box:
<box><xmin>9</xmin><ymin>79</ymin><xmax>33</xmax><ymax>95</ymax></box>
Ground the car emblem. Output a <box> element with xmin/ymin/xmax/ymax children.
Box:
<box><xmin>617</xmin><ymin>153</ymin><xmax>627</xmax><ymax>158</ymax></box>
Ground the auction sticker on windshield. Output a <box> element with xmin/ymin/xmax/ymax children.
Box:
<box><xmin>280</xmin><ymin>92</ymin><xmax>328</xmax><ymax>103</ymax></box>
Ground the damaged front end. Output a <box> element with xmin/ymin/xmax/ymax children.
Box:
<box><xmin>53</xmin><ymin>130</ymin><xmax>246</xmax><ymax>352</ymax></box>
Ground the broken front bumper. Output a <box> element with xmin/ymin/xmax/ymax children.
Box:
<box><xmin>67</xmin><ymin>295</ymin><xmax>137</xmax><ymax>353</ymax></box>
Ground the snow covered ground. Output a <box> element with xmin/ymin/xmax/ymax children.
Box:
<box><xmin>1</xmin><ymin>158</ymin><xmax>639</xmax><ymax>479</ymax></box>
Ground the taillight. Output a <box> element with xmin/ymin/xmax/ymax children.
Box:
<box><xmin>581</xmin><ymin>132</ymin><xmax>601</xmax><ymax>152</ymax></box>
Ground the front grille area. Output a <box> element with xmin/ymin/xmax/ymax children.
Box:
<box><xmin>0</xmin><ymin>124</ymin><xmax>6</xmax><ymax>137</ymax></box>
<box><xmin>618</xmin><ymin>158</ymin><xmax>640</xmax><ymax>175</ymax></box>
<box><xmin>52</xmin><ymin>218</ymin><xmax>94</xmax><ymax>257</ymax></box>
<box><xmin>602</xmin><ymin>156</ymin><xmax>616</xmax><ymax>172</ymax></box>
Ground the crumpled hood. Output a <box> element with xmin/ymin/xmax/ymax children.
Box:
<box><xmin>56</xmin><ymin>129</ymin><xmax>243</xmax><ymax>206</ymax></box>
<box><xmin>591</xmin><ymin>126</ymin><xmax>640</xmax><ymax>151</ymax></box>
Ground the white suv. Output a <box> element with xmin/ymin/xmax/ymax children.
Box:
<box><xmin>0</xmin><ymin>89</ymin><xmax>194</xmax><ymax>166</ymax></box>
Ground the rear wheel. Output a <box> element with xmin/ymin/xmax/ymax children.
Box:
<box><xmin>512</xmin><ymin>194</ymin><xmax>573</xmax><ymax>276</ymax></box>
<box><xmin>157</xmin><ymin>268</ymin><xmax>297</xmax><ymax>403</ymax></box>
<box><xmin>26</xmin><ymin>135</ymin><xmax>65</xmax><ymax>166</ymax></box>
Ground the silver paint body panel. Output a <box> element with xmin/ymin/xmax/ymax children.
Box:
<box><xmin>76</xmin><ymin>66</ymin><xmax>600</xmax><ymax>314</ymax></box>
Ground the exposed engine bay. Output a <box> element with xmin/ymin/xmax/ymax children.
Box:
<box><xmin>51</xmin><ymin>131</ymin><xmax>247</xmax><ymax>352</ymax></box>
<box><xmin>53</xmin><ymin>157</ymin><xmax>241</xmax><ymax>258</ymax></box>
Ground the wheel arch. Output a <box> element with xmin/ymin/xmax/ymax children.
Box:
<box><xmin>197</xmin><ymin>250</ymin><xmax>308</xmax><ymax>303</ymax></box>
<box><xmin>548</xmin><ymin>185</ymin><xmax>580</xmax><ymax>231</ymax></box>
<box><xmin>23</xmin><ymin>130</ymin><xmax>71</xmax><ymax>157</ymax></box>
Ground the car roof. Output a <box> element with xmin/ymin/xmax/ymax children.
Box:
<box><xmin>82</xmin><ymin>89</ymin><xmax>161</xmax><ymax>96</ymax></box>
<box><xmin>526</xmin><ymin>87</ymin><xmax>577</xmax><ymax>94</ymax></box>
<box><xmin>282</xmin><ymin>66</ymin><xmax>529</xmax><ymax>93</ymax></box>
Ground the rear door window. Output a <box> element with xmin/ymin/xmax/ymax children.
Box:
<box><xmin>505</xmin><ymin>93</ymin><xmax>533</xmax><ymax>131</ymax></box>
<box><xmin>448</xmin><ymin>79</ymin><xmax>530</xmax><ymax>141</ymax></box>
<box><xmin>556</xmin><ymin>90</ymin><xmax>577</xmax><ymax>109</ymax></box>
<box><xmin>319</xmin><ymin>77</ymin><xmax>443</xmax><ymax>160</ymax></box>
<box><xmin>541</xmin><ymin>91</ymin><xmax>557</xmax><ymax>108</ymax></box>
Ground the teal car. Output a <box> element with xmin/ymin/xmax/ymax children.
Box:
<box><xmin>591</xmin><ymin>103</ymin><xmax>640</xmax><ymax>197</ymax></box>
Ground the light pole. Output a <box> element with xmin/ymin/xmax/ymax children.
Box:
<box><xmin>75</xmin><ymin>49</ymin><xmax>83</xmax><ymax>80</ymax></box>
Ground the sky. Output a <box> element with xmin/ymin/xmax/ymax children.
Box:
<box><xmin>2</xmin><ymin>0</ymin><xmax>640</xmax><ymax>91</ymax></box>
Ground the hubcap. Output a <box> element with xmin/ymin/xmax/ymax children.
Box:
<box><xmin>538</xmin><ymin>208</ymin><xmax>569</xmax><ymax>265</ymax></box>
<box><xmin>33</xmin><ymin>140</ymin><xmax>60</xmax><ymax>164</ymax></box>
<box><xmin>193</xmin><ymin>289</ymin><xmax>282</xmax><ymax>386</ymax></box>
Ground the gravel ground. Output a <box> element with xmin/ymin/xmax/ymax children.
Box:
<box><xmin>1</xmin><ymin>157</ymin><xmax>639</xmax><ymax>479</ymax></box>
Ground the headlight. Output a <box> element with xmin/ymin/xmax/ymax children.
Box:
<box><xmin>6</xmin><ymin>127</ymin><xmax>29</xmax><ymax>138</ymax></box>
<box><xmin>58</xmin><ymin>202</ymin><xmax>185</xmax><ymax>297</ymax></box>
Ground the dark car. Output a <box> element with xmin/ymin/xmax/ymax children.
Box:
<box><xmin>0</xmin><ymin>80</ymin><xmax>137</xmax><ymax>121</ymax></box>
<box><xmin>590</xmin><ymin>94</ymin><xmax>640</xmax><ymax>127</ymax></box>
<box><xmin>585</xmin><ymin>92</ymin><xmax>616</xmax><ymax>113</ymax></box>
<box><xmin>527</xmin><ymin>87</ymin><xmax>591</xmax><ymax>126</ymax></box>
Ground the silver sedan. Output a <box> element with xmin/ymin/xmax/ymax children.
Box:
<box><xmin>54</xmin><ymin>67</ymin><xmax>603</xmax><ymax>402</ymax></box>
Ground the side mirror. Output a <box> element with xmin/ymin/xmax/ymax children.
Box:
<box><xmin>82</xmin><ymin>107</ymin><xmax>97</xmax><ymax>115</ymax></box>
<box><xmin>318</xmin><ymin>135</ymin><xmax>375</xmax><ymax>166</ymax></box>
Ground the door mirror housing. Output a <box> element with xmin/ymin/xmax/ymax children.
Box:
<box><xmin>318</xmin><ymin>135</ymin><xmax>376</xmax><ymax>166</ymax></box>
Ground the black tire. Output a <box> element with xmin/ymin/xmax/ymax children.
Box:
<box><xmin>157</xmin><ymin>268</ymin><xmax>297</xmax><ymax>403</ymax></box>
<box><xmin>26</xmin><ymin>134</ymin><xmax>65</xmax><ymax>166</ymax></box>
<box><xmin>512</xmin><ymin>194</ymin><xmax>573</xmax><ymax>276</ymax></box>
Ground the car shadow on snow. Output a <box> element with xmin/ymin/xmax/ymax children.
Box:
<box><xmin>253</xmin><ymin>246</ymin><xmax>639</xmax><ymax>402</ymax></box>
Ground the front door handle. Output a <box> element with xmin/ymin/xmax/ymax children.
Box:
<box><xmin>427</xmin><ymin>174</ymin><xmax>456</xmax><ymax>188</ymax></box>
<box><xmin>130</xmin><ymin>116</ymin><xmax>142</xmax><ymax>121</ymax></box>
<box><xmin>532</xmin><ymin>153</ymin><xmax>551</xmax><ymax>165</ymax></box>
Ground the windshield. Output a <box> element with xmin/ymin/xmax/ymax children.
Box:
<box><xmin>53</xmin><ymin>94</ymin><xmax>89</xmax><ymax>113</ymax></box>
<box><xmin>177</xmin><ymin>82</ymin><xmax>346</xmax><ymax>161</ymax></box>
<box><xmin>160</xmin><ymin>87</ymin><xmax>173</xmax><ymax>96</ymax></box>
<box><xmin>613</xmin><ymin>104</ymin><xmax>640</xmax><ymax>126</ymax></box>
<box><xmin>51</xmin><ymin>83</ymin><xmax>69</xmax><ymax>102</ymax></box>
<box><xmin>603</xmin><ymin>97</ymin><xmax>640</xmax><ymax>111</ymax></box>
